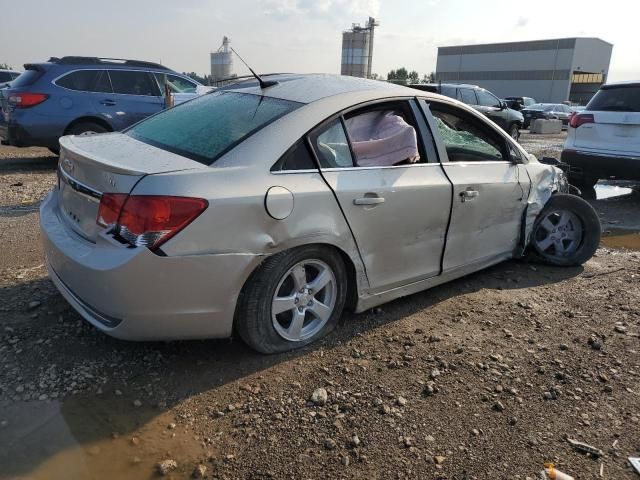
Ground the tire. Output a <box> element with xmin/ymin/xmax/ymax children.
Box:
<box><xmin>530</xmin><ymin>193</ymin><xmax>601</xmax><ymax>266</ymax></box>
<box><xmin>236</xmin><ymin>245</ymin><xmax>348</xmax><ymax>354</ymax></box>
<box><xmin>507</xmin><ymin>123</ymin><xmax>520</xmax><ymax>141</ymax></box>
<box><xmin>67</xmin><ymin>122</ymin><xmax>109</xmax><ymax>136</ymax></box>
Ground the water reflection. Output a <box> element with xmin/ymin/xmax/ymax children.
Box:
<box><xmin>0</xmin><ymin>398</ymin><xmax>205</xmax><ymax>480</ymax></box>
<box><xmin>601</xmin><ymin>229</ymin><xmax>640</xmax><ymax>251</ymax></box>
<box><xmin>594</xmin><ymin>184</ymin><xmax>633</xmax><ymax>200</ymax></box>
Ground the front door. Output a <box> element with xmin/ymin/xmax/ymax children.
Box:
<box><xmin>309</xmin><ymin>100</ymin><xmax>452</xmax><ymax>292</ymax></box>
<box><xmin>421</xmin><ymin>99</ymin><xmax>529</xmax><ymax>271</ymax></box>
<box><xmin>474</xmin><ymin>89</ymin><xmax>508</xmax><ymax>129</ymax></box>
<box><xmin>100</xmin><ymin>70</ymin><xmax>164</xmax><ymax>130</ymax></box>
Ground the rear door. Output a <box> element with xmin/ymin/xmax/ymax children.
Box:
<box><xmin>458</xmin><ymin>88</ymin><xmax>478</xmax><ymax>107</ymax></box>
<box><xmin>101</xmin><ymin>70</ymin><xmax>164</xmax><ymax>129</ymax></box>
<box><xmin>310</xmin><ymin>99</ymin><xmax>452</xmax><ymax>292</ymax></box>
<box><xmin>575</xmin><ymin>85</ymin><xmax>640</xmax><ymax>154</ymax></box>
<box><xmin>53</xmin><ymin>69</ymin><xmax>114</xmax><ymax>127</ymax></box>
<box><xmin>420</xmin><ymin>99</ymin><xmax>529</xmax><ymax>270</ymax></box>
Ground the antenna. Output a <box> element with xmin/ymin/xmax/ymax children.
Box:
<box><xmin>230</xmin><ymin>47</ymin><xmax>278</xmax><ymax>89</ymax></box>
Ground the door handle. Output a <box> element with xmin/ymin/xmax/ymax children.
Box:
<box><xmin>354</xmin><ymin>196</ymin><xmax>385</xmax><ymax>206</ymax></box>
<box><xmin>460</xmin><ymin>189</ymin><xmax>479</xmax><ymax>202</ymax></box>
<box><xmin>100</xmin><ymin>99</ymin><xmax>116</xmax><ymax>106</ymax></box>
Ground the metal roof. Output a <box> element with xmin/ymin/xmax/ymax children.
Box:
<box><xmin>224</xmin><ymin>74</ymin><xmax>414</xmax><ymax>104</ymax></box>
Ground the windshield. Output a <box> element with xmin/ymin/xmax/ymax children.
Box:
<box><xmin>587</xmin><ymin>86</ymin><xmax>640</xmax><ymax>112</ymax></box>
<box><xmin>127</xmin><ymin>91</ymin><xmax>302</xmax><ymax>165</ymax></box>
<box><xmin>527</xmin><ymin>104</ymin><xmax>549</xmax><ymax>110</ymax></box>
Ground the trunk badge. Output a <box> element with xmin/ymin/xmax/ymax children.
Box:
<box><xmin>106</xmin><ymin>174</ymin><xmax>116</xmax><ymax>188</ymax></box>
<box><xmin>63</xmin><ymin>157</ymin><xmax>74</xmax><ymax>172</ymax></box>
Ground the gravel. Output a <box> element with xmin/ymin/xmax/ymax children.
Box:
<box><xmin>1</xmin><ymin>143</ymin><xmax>640</xmax><ymax>478</ymax></box>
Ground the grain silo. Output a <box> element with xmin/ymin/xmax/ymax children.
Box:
<box><xmin>341</xmin><ymin>17</ymin><xmax>379</xmax><ymax>78</ymax></box>
<box><xmin>211</xmin><ymin>36</ymin><xmax>233</xmax><ymax>81</ymax></box>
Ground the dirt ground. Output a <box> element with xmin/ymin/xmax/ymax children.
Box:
<box><xmin>1</xmin><ymin>134</ymin><xmax>639</xmax><ymax>480</ymax></box>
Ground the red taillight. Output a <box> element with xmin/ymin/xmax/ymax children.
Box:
<box><xmin>569</xmin><ymin>112</ymin><xmax>595</xmax><ymax>129</ymax></box>
<box><xmin>97</xmin><ymin>193</ymin><xmax>128</xmax><ymax>228</ymax></box>
<box><xmin>97</xmin><ymin>194</ymin><xmax>208</xmax><ymax>250</ymax></box>
<box><xmin>8</xmin><ymin>92</ymin><xmax>49</xmax><ymax>108</ymax></box>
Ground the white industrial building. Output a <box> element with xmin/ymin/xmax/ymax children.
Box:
<box><xmin>341</xmin><ymin>17</ymin><xmax>378</xmax><ymax>79</ymax></box>
<box><xmin>210</xmin><ymin>36</ymin><xmax>233</xmax><ymax>82</ymax></box>
<box><xmin>435</xmin><ymin>38</ymin><xmax>613</xmax><ymax>104</ymax></box>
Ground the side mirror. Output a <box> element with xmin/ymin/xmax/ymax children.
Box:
<box><xmin>500</xmin><ymin>101</ymin><xmax>508</xmax><ymax>110</ymax></box>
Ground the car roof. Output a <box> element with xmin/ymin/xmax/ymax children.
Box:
<box><xmin>25</xmin><ymin>57</ymin><xmax>187</xmax><ymax>77</ymax></box>
<box><xmin>601</xmin><ymin>81</ymin><xmax>640</xmax><ymax>89</ymax></box>
<box><xmin>223</xmin><ymin>74</ymin><xmax>420</xmax><ymax>105</ymax></box>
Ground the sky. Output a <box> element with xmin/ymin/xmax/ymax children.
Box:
<box><xmin>1</xmin><ymin>0</ymin><xmax>637</xmax><ymax>82</ymax></box>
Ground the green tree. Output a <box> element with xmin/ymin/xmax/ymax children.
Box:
<box><xmin>408</xmin><ymin>70</ymin><xmax>419</xmax><ymax>84</ymax></box>
<box><xmin>183</xmin><ymin>72</ymin><xmax>207</xmax><ymax>84</ymax></box>
<box><xmin>0</xmin><ymin>63</ymin><xmax>12</xmax><ymax>70</ymax></box>
<box><xmin>387</xmin><ymin>67</ymin><xmax>409</xmax><ymax>85</ymax></box>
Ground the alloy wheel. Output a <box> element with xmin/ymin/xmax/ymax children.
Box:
<box><xmin>271</xmin><ymin>259</ymin><xmax>337</xmax><ymax>342</ymax></box>
<box><xmin>533</xmin><ymin>209</ymin><xmax>584</xmax><ymax>259</ymax></box>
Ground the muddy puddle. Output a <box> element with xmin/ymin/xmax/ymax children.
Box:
<box><xmin>601</xmin><ymin>228</ymin><xmax>640</xmax><ymax>251</ymax></box>
<box><xmin>594</xmin><ymin>183</ymin><xmax>633</xmax><ymax>200</ymax></box>
<box><xmin>0</xmin><ymin>397</ymin><xmax>208</xmax><ymax>480</ymax></box>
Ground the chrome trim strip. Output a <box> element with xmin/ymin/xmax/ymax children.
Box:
<box><xmin>319</xmin><ymin>163</ymin><xmax>443</xmax><ymax>173</ymax></box>
<box><xmin>271</xmin><ymin>169</ymin><xmax>319</xmax><ymax>175</ymax></box>
<box><xmin>58</xmin><ymin>166</ymin><xmax>103</xmax><ymax>200</ymax></box>
<box><xmin>441</xmin><ymin>161</ymin><xmax>512</xmax><ymax>166</ymax></box>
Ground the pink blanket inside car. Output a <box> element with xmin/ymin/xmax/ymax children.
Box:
<box><xmin>345</xmin><ymin>111</ymin><xmax>420</xmax><ymax>167</ymax></box>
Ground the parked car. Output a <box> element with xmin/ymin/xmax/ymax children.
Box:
<box><xmin>0</xmin><ymin>69</ymin><xmax>21</xmax><ymax>87</ymax></box>
<box><xmin>410</xmin><ymin>83</ymin><xmax>524</xmax><ymax>140</ymax></box>
<box><xmin>521</xmin><ymin>103</ymin><xmax>573</xmax><ymax>129</ymax></box>
<box><xmin>41</xmin><ymin>74</ymin><xmax>600</xmax><ymax>353</ymax></box>
<box><xmin>504</xmin><ymin>96</ymin><xmax>537</xmax><ymax>111</ymax></box>
<box><xmin>562</xmin><ymin>81</ymin><xmax>640</xmax><ymax>188</ymax></box>
<box><xmin>0</xmin><ymin>56</ymin><xmax>203</xmax><ymax>153</ymax></box>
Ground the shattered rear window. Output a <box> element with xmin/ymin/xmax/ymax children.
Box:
<box><xmin>127</xmin><ymin>91</ymin><xmax>302</xmax><ymax>165</ymax></box>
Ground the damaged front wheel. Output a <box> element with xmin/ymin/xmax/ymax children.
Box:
<box><xmin>530</xmin><ymin>193</ymin><xmax>601</xmax><ymax>266</ymax></box>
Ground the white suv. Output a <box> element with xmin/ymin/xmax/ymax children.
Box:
<box><xmin>562</xmin><ymin>81</ymin><xmax>640</xmax><ymax>189</ymax></box>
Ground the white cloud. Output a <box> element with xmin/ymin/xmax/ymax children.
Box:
<box><xmin>515</xmin><ymin>16</ymin><xmax>529</xmax><ymax>28</ymax></box>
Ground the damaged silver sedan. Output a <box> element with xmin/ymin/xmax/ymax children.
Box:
<box><xmin>40</xmin><ymin>74</ymin><xmax>601</xmax><ymax>353</ymax></box>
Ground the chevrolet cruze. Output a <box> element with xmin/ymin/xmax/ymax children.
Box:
<box><xmin>40</xmin><ymin>74</ymin><xmax>600</xmax><ymax>353</ymax></box>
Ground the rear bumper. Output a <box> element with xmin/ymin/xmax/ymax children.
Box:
<box><xmin>40</xmin><ymin>190</ymin><xmax>264</xmax><ymax>341</ymax></box>
<box><xmin>561</xmin><ymin>148</ymin><xmax>640</xmax><ymax>180</ymax></box>
<box><xmin>0</xmin><ymin>111</ymin><xmax>63</xmax><ymax>148</ymax></box>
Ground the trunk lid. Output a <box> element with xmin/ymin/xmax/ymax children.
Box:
<box><xmin>57</xmin><ymin>133</ymin><xmax>207</xmax><ymax>242</ymax></box>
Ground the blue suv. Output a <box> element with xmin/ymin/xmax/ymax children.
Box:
<box><xmin>0</xmin><ymin>56</ymin><xmax>202</xmax><ymax>153</ymax></box>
